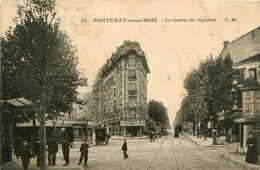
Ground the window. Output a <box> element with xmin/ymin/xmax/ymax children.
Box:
<box><xmin>129</xmin><ymin>83</ymin><xmax>137</xmax><ymax>95</ymax></box>
<box><xmin>128</xmin><ymin>70</ymin><xmax>136</xmax><ymax>80</ymax></box>
<box><xmin>249</xmin><ymin>68</ymin><xmax>256</xmax><ymax>79</ymax></box>
<box><xmin>129</xmin><ymin>83</ymin><xmax>136</xmax><ymax>90</ymax></box>
<box><xmin>129</xmin><ymin>96</ymin><xmax>137</xmax><ymax>103</ymax></box>
<box><xmin>237</xmin><ymin>68</ymin><xmax>245</xmax><ymax>85</ymax></box>
<box><xmin>128</xmin><ymin>57</ymin><xmax>136</xmax><ymax>66</ymax></box>
<box><xmin>114</xmin><ymin>87</ymin><xmax>116</xmax><ymax>97</ymax></box>
<box><xmin>114</xmin><ymin>100</ymin><xmax>116</xmax><ymax>110</ymax></box>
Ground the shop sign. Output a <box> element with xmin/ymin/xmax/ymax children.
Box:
<box><xmin>120</xmin><ymin>120</ymin><xmax>127</xmax><ymax>126</ymax></box>
<box><xmin>140</xmin><ymin>120</ymin><xmax>145</xmax><ymax>126</ymax></box>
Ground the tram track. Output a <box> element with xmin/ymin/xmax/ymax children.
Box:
<box><xmin>146</xmin><ymin>136</ymin><xmax>166</xmax><ymax>170</ymax></box>
<box><xmin>171</xmin><ymin>133</ymin><xmax>180</xmax><ymax>170</ymax></box>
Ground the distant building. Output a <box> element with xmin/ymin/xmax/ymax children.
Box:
<box><xmin>220</xmin><ymin>26</ymin><xmax>260</xmax><ymax>152</ymax></box>
<box><xmin>92</xmin><ymin>41</ymin><xmax>150</xmax><ymax>136</ymax></box>
<box><xmin>15</xmin><ymin>92</ymin><xmax>94</xmax><ymax>143</ymax></box>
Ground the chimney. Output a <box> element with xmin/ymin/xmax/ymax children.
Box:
<box><xmin>223</xmin><ymin>41</ymin><xmax>229</xmax><ymax>48</ymax></box>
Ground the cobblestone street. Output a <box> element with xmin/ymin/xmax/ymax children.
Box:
<box><xmin>3</xmin><ymin>132</ymin><xmax>260</xmax><ymax>170</ymax></box>
<box><xmin>54</xmin><ymin>133</ymin><xmax>258</xmax><ymax>170</ymax></box>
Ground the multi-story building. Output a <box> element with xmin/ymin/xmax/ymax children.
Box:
<box><xmin>219</xmin><ymin>26</ymin><xmax>260</xmax><ymax>152</ymax></box>
<box><xmin>92</xmin><ymin>41</ymin><xmax>150</xmax><ymax>136</ymax></box>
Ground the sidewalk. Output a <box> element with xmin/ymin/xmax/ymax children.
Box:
<box><xmin>111</xmin><ymin>135</ymin><xmax>148</xmax><ymax>140</ymax></box>
<box><xmin>185</xmin><ymin>134</ymin><xmax>260</xmax><ymax>170</ymax></box>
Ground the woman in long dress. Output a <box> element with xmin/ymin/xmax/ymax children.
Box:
<box><xmin>245</xmin><ymin>133</ymin><xmax>259</xmax><ymax>164</ymax></box>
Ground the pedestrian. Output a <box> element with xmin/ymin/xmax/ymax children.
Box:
<box><xmin>149</xmin><ymin>131</ymin><xmax>152</xmax><ymax>142</ymax></box>
<box><xmin>121</xmin><ymin>138</ymin><xmax>129</xmax><ymax>159</ymax></box>
<box><xmin>78</xmin><ymin>138</ymin><xmax>89</xmax><ymax>166</ymax></box>
<box><xmin>20</xmin><ymin>139</ymin><xmax>32</xmax><ymax>170</ymax></box>
<box><xmin>227</xmin><ymin>128</ymin><xmax>232</xmax><ymax>142</ymax></box>
<box><xmin>245</xmin><ymin>133</ymin><xmax>259</xmax><ymax>164</ymax></box>
<box><xmin>106</xmin><ymin>133</ymin><xmax>111</xmax><ymax>144</ymax></box>
<box><xmin>152</xmin><ymin>131</ymin><xmax>156</xmax><ymax>141</ymax></box>
<box><xmin>47</xmin><ymin>137</ymin><xmax>58</xmax><ymax>166</ymax></box>
<box><xmin>33</xmin><ymin>138</ymin><xmax>40</xmax><ymax>167</ymax></box>
<box><xmin>62</xmin><ymin>136</ymin><xmax>73</xmax><ymax>166</ymax></box>
<box><xmin>14</xmin><ymin>137</ymin><xmax>22</xmax><ymax>159</ymax></box>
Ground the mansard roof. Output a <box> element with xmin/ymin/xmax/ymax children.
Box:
<box><xmin>101</xmin><ymin>41</ymin><xmax>150</xmax><ymax>77</ymax></box>
<box><xmin>219</xmin><ymin>26</ymin><xmax>260</xmax><ymax>63</ymax></box>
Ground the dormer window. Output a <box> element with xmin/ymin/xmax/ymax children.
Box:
<box><xmin>128</xmin><ymin>54</ymin><xmax>136</xmax><ymax>66</ymax></box>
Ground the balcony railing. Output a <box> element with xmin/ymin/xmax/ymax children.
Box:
<box><xmin>126</xmin><ymin>63</ymin><xmax>139</xmax><ymax>67</ymax></box>
<box><xmin>128</xmin><ymin>75</ymin><xmax>137</xmax><ymax>80</ymax></box>
<box><xmin>128</xmin><ymin>90</ymin><xmax>137</xmax><ymax>95</ymax></box>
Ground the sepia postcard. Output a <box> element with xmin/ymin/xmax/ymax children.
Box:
<box><xmin>1</xmin><ymin>0</ymin><xmax>260</xmax><ymax>169</ymax></box>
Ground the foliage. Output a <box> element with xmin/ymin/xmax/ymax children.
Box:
<box><xmin>219</xmin><ymin>114</ymin><xmax>234</xmax><ymax>131</ymax></box>
<box><xmin>181</xmin><ymin>55</ymin><xmax>236</xmax><ymax>125</ymax></box>
<box><xmin>1</xmin><ymin>0</ymin><xmax>87</xmax><ymax>122</ymax></box>
<box><xmin>148</xmin><ymin>100</ymin><xmax>170</xmax><ymax>127</ymax></box>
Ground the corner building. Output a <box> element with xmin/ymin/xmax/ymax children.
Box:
<box><xmin>94</xmin><ymin>41</ymin><xmax>150</xmax><ymax>137</ymax></box>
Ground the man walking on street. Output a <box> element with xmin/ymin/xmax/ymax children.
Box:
<box><xmin>47</xmin><ymin>137</ymin><xmax>58</xmax><ymax>166</ymax></box>
<box><xmin>20</xmin><ymin>139</ymin><xmax>32</xmax><ymax>170</ymax></box>
<box><xmin>121</xmin><ymin>138</ymin><xmax>129</xmax><ymax>159</ymax></box>
<box><xmin>78</xmin><ymin>138</ymin><xmax>89</xmax><ymax>166</ymax></box>
<box><xmin>62</xmin><ymin>136</ymin><xmax>73</xmax><ymax>166</ymax></box>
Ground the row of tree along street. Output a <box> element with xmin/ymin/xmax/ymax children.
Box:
<box><xmin>175</xmin><ymin>54</ymin><xmax>236</xmax><ymax>144</ymax></box>
<box><xmin>148</xmin><ymin>100</ymin><xmax>170</xmax><ymax>129</ymax></box>
<box><xmin>1</xmin><ymin>0</ymin><xmax>87</xmax><ymax>169</ymax></box>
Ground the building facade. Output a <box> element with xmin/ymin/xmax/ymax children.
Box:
<box><xmin>233</xmin><ymin>54</ymin><xmax>260</xmax><ymax>153</ymax></box>
<box><xmin>92</xmin><ymin>41</ymin><xmax>150</xmax><ymax>136</ymax></box>
<box><xmin>220</xmin><ymin>26</ymin><xmax>260</xmax><ymax>152</ymax></box>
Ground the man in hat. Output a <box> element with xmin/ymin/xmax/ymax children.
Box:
<box><xmin>121</xmin><ymin>138</ymin><xmax>129</xmax><ymax>159</ymax></box>
<box><xmin>20</xmin><ymin>139</ymin><xmax>32</xmax><ymax>170</ymax></box>
<box><xmin>47</xmin><ymin>137</ymin><xmax>58</xmax><ymax>166</ymax></box>
<box><xmin>33</xmin><ymin>138</ymin><xmax>40</xmax><ymax>167</ymax></box>
<box><xmin>62</xmin><ymin>136</ymin><xmax>73</xmax><ymax>166</ymax></box>
<box><xmin>78</xmin><ymin>138</ymin><xmax>89</xmax><ymax>166</ymax></box>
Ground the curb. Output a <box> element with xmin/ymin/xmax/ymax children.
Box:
<box><xmin>221</xmin><ymin>153</ymin><xmax>260</xmax><ymax>170</ymax></box>
<box><xmin>111</xmin><ymin>136</ymin><xmax>148</xmax><ymax>140</ymax></box>
<box><xmin>184</xmin><ymin>134</ymin><xmax>237</xmax><ymax>147</ymax></box>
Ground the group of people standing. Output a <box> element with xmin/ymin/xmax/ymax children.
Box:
<box><xmin>14</xmin><ymin>136</ymin><xmax>89</xmax><ymax>170</ymax></box>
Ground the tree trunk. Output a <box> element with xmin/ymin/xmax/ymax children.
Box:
<box><xmin>212</xmin><ymin>121</ymin><xmax>217</xmax><ymax>145</ymax></box>
<box><xmin>192</xmin><ymin>121</ymin><xmax>195</xmax><ymax>135</ymax></box>
<box><xmin>39</xmin><ymin>101</ymin><xmax>47</xmax><ymax>169</ymax></box>
<box><xmin>204</xmin><ymin>122</ymin><xmax>207</xmax><ymax>141</ymax></box>
<box><xmin>40</xmin><ymin>74</ymin><xmax>47</xmax><ymax>169</ymax></box>
<box><xmin>196</xmin><ymin>121</ymin><xmax>199</xmax><ymax>138</ymax></box>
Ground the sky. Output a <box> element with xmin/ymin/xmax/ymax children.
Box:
<box><xmin>1</xmin><ymin>0</ymin><xmax>260</xmax><ymax>125</ymax></box>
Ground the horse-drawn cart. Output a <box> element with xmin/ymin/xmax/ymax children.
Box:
<box><xmin>95</xmin><ymin>127</ymin><xmax>109</xmax><ymax>145</ymax></box>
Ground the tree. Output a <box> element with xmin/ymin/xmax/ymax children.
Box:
<box><xmin>1</xmin><ymin>0</ymin><xmax>87</xmax><ymax>169</ymax></box>
<box><xmin>148</xmin><ymin>100</ymin><xmax>170</xmax><ymax>127</ymax></box>
<box><xmin>182</xmin><ymin>54</ymin><xmax>235</xmax><ymax>142</ymax></box>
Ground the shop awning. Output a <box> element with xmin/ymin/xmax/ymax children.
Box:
<box><xmin>232</xmin><ymin>111</ymin><xmax>243</xmax><ymax>119</ymax></box>
<box><xmin>235</xmin><ymin>117</ymin><xmax>260</xmax><ymax>123</ymax></box>
<box><xmin>6</xmin><ymin>98</ymin><xmax>31</xmax><ymax>107</ymax></box>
